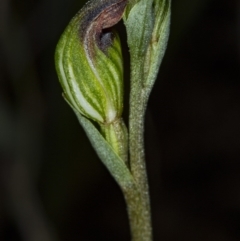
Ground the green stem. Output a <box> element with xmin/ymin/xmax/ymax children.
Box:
<box><xmin>100</xmin><ymin>118</ymin><xmax>128</xmax><ymax>164</ymax></box>
<box><xmin>122</xmin><ymin>183</ymin><xmax>151</xmax><ymax>241</ymax></box>
<box><xmin>127</xmin><ymin>64</ymin><xmax>152</xmax><ymax>241</ymax></box>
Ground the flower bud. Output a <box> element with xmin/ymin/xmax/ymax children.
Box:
<box><xmin>55</xmin><ymin>0</ymin><xmax>127</xmax><ymax>124</ymax></box>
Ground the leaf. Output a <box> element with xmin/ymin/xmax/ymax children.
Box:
<box><xmin>124</xmin><ymin>0</ymin><xmax>171</xmax><ymax>93</ymax></box>
<box><xmin>144</xmin><ymin>0</ymin><xmax>171</xmax><ymax>92</ymax></box>
<box><xmin>124</xmin><ymin>0</ymin><xmax>154</xmax><ymax>60</ymax></box>
<box><xmin>73</xmin><ymin>108</ymin><xmax>135</xmax><ymax>190</ymax></box>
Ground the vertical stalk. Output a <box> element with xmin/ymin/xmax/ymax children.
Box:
<box><xmin>127</xmin><ymin>63</ymin><xmax>152</xmax><ymax>241</ymax></box>
<box><xmin>122</xmin><ymin>183</ymin><xmax>151</xmax><ymax>241</ymax></box>
<box><xmin>100</xmin><ymin>118</ymin><xmax>128</xmax><ymax>164</ymax></box>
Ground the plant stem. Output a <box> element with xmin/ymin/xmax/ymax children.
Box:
<box><xmin>126</xmin><ymin>63</ymin><xmax>152</xmax><ymax>241</ymax></box>
<box><xmin>100</xmin><ymin>118</ymin><xmax>128</xmax><ymax>164</ymax></box>
<box><xmin>122</xmin><ymin>182</ymin><xmax>151</xmax><ymax>241</ymax></box>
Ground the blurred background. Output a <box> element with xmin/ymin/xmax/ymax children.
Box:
<box><xmin>1</xmin><ymin>0</ymin><xmax>240</xmax><ymax>240</ymax></box>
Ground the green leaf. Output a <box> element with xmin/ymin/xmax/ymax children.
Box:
<box><xmin>72</xmin><ymin>107</ymin><xmax>135</xmax><ymax>190</ymax></box>
<box><xmin>124</xmin><ymin>0</ymin><xmax>171</xmax><ymax>93</ymax></box>
<box><xmin>124</xmin><ymin>0</ymin><xmax>154</xmax><ymax>61</ymax></box>
<box><xmin>144</xmin><ymin>0</ymin><xmax>171</xmax><ymax>92</ymax></box>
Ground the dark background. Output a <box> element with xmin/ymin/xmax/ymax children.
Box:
<box><xmin>1</xmin><ymin>0</ymin><xmax>240</xmax><ymax>240</ymax></box>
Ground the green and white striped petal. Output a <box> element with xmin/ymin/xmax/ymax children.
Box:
<box><xmin>55</xmin><ymin>0</ymin><xmax>126</xmax><ymax>124</ymax></box>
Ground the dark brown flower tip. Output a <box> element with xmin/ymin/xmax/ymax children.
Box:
<box><xmin>79</xmin><ymin>0</ymin><xmax>127</xmax><ymax>53</ymax></box>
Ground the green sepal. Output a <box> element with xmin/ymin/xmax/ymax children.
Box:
<box><xmin>93</xmin><ymin>32</ymin><xmax>124</xmax><ymax>122</ymax></box>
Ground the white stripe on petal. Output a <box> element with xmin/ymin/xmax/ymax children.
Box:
<box><xmin>69</xmin><ymin>65</ymin><xmax>104</xmax><ymax>122</ymax></box>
